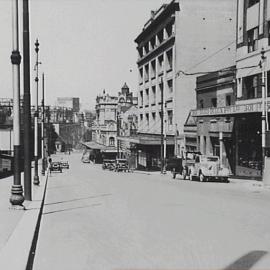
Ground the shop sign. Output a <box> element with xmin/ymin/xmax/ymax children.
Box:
<box><xmin>191</xmin><ymin>102</ymin><xmax>263</xmax><ymax>117</ymax></box>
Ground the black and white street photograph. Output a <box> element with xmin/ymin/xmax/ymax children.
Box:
<box><xmin>1</xmin><ymin>0</ymin><xmax>270</xmax><ymax>269</ymax></box>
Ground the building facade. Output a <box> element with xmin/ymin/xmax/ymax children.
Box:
<box><xmin>134</xmin><ymin>0</ymin><xmax>236</xmax><ymax>170</ymax></box>
<box><xmin>187</xmin><ymin>67</ymin><xmax>236</xmax><ymax>174</ymax></box>
<box><xmin>92</xmin><ymin>83</ymin><xmax>137</xmax><ymax>158</ymax></box>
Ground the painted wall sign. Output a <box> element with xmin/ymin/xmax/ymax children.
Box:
<box><xmin>190</xmin><ymin>102</ymin><xmax>266</xmax><ymax>117</ymax></box>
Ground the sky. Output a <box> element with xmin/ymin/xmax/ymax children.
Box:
<box><xmin>0</xmin><ymin>0</ymin><xmax>165</xmax><ymax>110</ymax></box>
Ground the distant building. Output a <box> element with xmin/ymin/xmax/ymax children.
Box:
<box><xmin>56</xmin><ymin>97</ymin><xmax>80</xmax><ymax>112</ymax></box>
<box><xmin>134</xmin><ymin>0</ymin><xmax>236</xmax><ymax>170</ymax></box>
<box><xmin>92</xmin><ymin>83</ymin><xmax>137</xmax><ymax>159</ymax></box>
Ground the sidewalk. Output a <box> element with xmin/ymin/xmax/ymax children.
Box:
<box><xmin>0</xmin><ymin>164</ymin><xmax>49</xmax><ymax>270</ymax></box>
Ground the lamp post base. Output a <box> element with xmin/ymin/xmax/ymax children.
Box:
<box><xmin>10</xmin><ymin>184</ymin><xmax>24</xmax><ymax>206</ymax></box>
<box><xmin>33</xmin><ymin>175</ymin><xmax>40</xmax><ymax>185</ymax></box>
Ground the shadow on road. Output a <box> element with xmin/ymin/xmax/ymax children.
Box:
<box><xmin>44</xmin><ymin>193</ymin><xmax>112</xmax><ymax>206</ymax></box>
<box><xmin>43</xmin><ymin>203</ymin><xmax>102</xmax><ymax>215</ymax></box>
<box><xmin>223</xmin><ymin>250</ymin><xmax>268</xmax><ymax>270</ymax></box>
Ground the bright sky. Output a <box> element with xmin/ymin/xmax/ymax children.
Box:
<box><xmin>0</xmin><ymin>0</ymin><xmax>165</xmax><ymax>110</ymax></box>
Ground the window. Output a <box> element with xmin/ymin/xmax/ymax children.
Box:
<box><xmin>248</xmin><ymin>0</ymin><xmax>259</xmax><ymax>8</ymax></box>
<box><xmin>138</xmin><ymin>47</ymin><xmax>143</xmax><ymax>58</ymax></box>
<box><xmin>150</xmin><ymin>37</ymin><xmax>156</xmax><ymax>50</ymax></box>
<box><xmin>247</xmin><ymin>27</ymin><xmax>258</xmax><ymax>53</ymax></box>
<box><xmin>211</xmin><ymin>98</ymin><xmax>217</xmax><ymax>107</ymax></box>
<box><xmin>152</xmin><ymin>86</ymin><xmax>156</xmax><ymax>104</ymax></box>
<box><xmin>226</xmin><ymin>95</ymin><xmax>231</xmax><ymax>106</ymax></box>
<box><xmin>145</xmin><ymin>88</ymin><xmax>149</xmax><ymax>105</ymax></box>
<box><xmin>144</xmin><ymin>43</ymin><xmax>149</xmax><ymax>54</ymax></box>
<box><xmin>166</xmin><ymin>49</ymin><xmax>173</xmax><ymax>71</ymax></box>
<box><xmin>158</xmin><ymin>54</ymin><xmax>164</xmax><ymax>74</ymax></box>
<box><xmin>144</xmin><ymin>64</ymin><xmax>149</xmax><ymax>82</ymax></box>
<box><xmin>166</xmin><ymin>23</ymin><xmax>173</xmax><ymax>37</ymax></box>
<box><xmin>146</xmin><ymin>113</ymin><xmax>149</xmax><ymax>127</ymax></box>
<box><xmin>199</xmin><ymin>99</ymin><xmax>204</xmax><ymax>108</ymax></box>
<box><xmin>109</xmin><ymin>137</ymin><xmax>115</xmax><ymax>146</ymax></box>
<box><xmin>151</xmin><ymin>60</ymin><xmax>156</xmax><ymax>78</ymax></box>
<box><xmin>157</xmin><ymin>30</ymin><xmax>164</xmax><ymax>44</ymax></box>
<box><xmin>167</xmin><ymin>79</ymin><xmax>173</xmax><ymax>93</ymax></box>
<box><xmin>152</xmin><ymin>112</ymin><xmax>156</xmax><ymax>121</ymax></box>
<box><xmin>140</xmin><ymin>90</ymin><xmax>143</xmax><ymax>106</ymax></box>
<box><xmin>139</xmin><ymin>68</ymin><xmax>143</xmax><ymax>84</ymax></box>
<box><xmin>140</xmin><ymin>114</ymin><xmax>143</xmax><ymax>121</ymax></box>
<box><xmin>167</xmin><ymin>110</ymin><xmax>173</xmax><ymax>125</ymax></box>
<box><xmin>243</xmin><ymin>74</ymin><xmax>262</xmax><ymax>99</ymax></box>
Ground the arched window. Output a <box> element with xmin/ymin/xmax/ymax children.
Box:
<box><xmin>109</xmin><ymin>137</ymin><xmax>115</xmax><ymax>146</ymax></box>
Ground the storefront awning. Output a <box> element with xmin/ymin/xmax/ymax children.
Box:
<box><xmin>81</xmin><ymin>141</ymin><xmax>106</xmax><ymax>150</ymax></box>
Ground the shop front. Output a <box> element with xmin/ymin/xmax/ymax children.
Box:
<box><xmin>191</xmin><ymin>102</ymin><xmax>267</xmax><ymax>178</ymax></box>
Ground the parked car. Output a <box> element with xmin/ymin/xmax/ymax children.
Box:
<box><xmin>102</xmin><ymin>159</ymin><xmax>115</xmax><ymax>170</ymax></box>
<box><xmin>60</xmin><ymin>161</ymin><xmax>69</xmax><ymax>169</ymax></box>
<box><xmin>187</xmin><ymin>154</ymin><xmax>230</xmax><ymax>182</ymax></box>
<box><xmin>50</xmin><ymin>162</ymin><xmax>62</xmax><ymax>173</ymax></box>
<box><xmin>114</xmin><ymin>159</ymin><xmax>129</xmax><ymax>172</ymax></box>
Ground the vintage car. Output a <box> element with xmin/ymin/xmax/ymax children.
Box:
<box><xmin>188</xmin><ymin>154</ymin><xmax>230</xmax><ymax>182</ymax></box>
<box><xmin>102</xmin><ymin>159</ymin><xmax>115</xmax><ymax>170</ymax></box>
<box><xmin>50</xmin><ymin>162</ymin><xmax>62</xmax><ymax>173</ymax></box>
<box><xmin>114</xmin><ymin>159</ymin><xmax>129</xmax><ymax>172</ymax></box>
<box><xmin>60</xmin><ymin>161</ymin><xmax>69</xmax><ymax>169</ymax></box>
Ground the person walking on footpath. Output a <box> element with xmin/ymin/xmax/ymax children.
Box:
<box><xmin>48</xmin><ymin>156</ymin><xmax>52</xmax><ymax>175</ymax></box>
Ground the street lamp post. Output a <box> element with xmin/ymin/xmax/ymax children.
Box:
<box><xmin>261</xmin><ymin>48</ymin><xmax>266</xmax><ymax>176</ymax></box>
<box><xmin>10</xmin><ymin>0</ymin><xmax>24</xmax><ymax>206</ymax></box>
<box><xmin>41</xmin><ymin>73</ymin><xmax>45</xmax><ymax>175</ymax></box>
<box><xmin>33</xmin><ymin>39</ymin><xmax>40</xmax><ymax>185</ymax></box>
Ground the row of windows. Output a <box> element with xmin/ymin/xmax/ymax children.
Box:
<box><xmin>138</xmin><ymin>22</ymin><xmax>174</xmax><ymax>59</ymax></box>
<box><xmin>139</xmin><ymin>49</ymin><xmax>173</xmax><ymax>83</ymax></box>
<box><xmin>242</xmin><ymin>72</ymin><xmax>270</xmax><ymax>99</ymax></box>
<box><xmin>139</xmin><ymin>79</ymin><xmax>173</xmax><ymax>106</ymax></box>
<box><xmin>199</xmin><ymin>95</ymin><xmax>232</xmax><ymax>109</ymax></box>
<box><xmin>247</xmin><ymin>22</ymin><xmax>270</xmax><ymax>53</ymax></box>
<box><xmin>139</xmin><ymin>110</ymin><xmax>173</xmax><ymax>127</ymax></box>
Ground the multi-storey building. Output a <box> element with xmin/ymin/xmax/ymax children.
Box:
<box><xmin>233</xmin><ymin>0</ymin><xmax>270</xmax><ymax>177</ymax></box>
<box><xmin>134</xmin><ymin>0</ymin><xmax>236</xmax><ymax>170</ymax></box>
<box><xmin>56</xmin><ymin>97</ymin><xmax>80</xmax><ymax>112</ymax></box>
<box><xmin>92</xmin><ymin>83</ymin><xmax>137</xmax><ymax>159</ymax></box>
<box><xmin>187</xmin><ymin>67</ymin><xmax>236</xmax><ymax>174</ymax></box>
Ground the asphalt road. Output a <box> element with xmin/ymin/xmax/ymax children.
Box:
<box><xmin>33</xmin><ymin>152</ymin><xmax>270</xmax><ymax>270</ymax></box>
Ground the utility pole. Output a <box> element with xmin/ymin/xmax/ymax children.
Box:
<box><xmin>41</xmin><ymin>73</ymin><xmax>45</xmax><ymax>175</ymax></box>
<box><xmin>261</xmin><ymin>48</ymin><xmax>266</xmax><ymax>176</ymax></box>
<box><xmin>160</xmin><ymin>79</ymin><xmax>164</xmax><ymax>174</ymax></box>
<box><xmin>23</xmin><ymin>0</ymin><xmax>32</xmax><ymax>200</ymax></box>
<box><xmin>10</xmin><ymin>0</ymin><xmax>24</xmax><ymax>206</ymax></box>
<box><xmin>33</xmin><ymin>39</ymin><xmax>40</xmax><ymax>185</ymax></box>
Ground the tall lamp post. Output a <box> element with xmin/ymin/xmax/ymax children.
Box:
<box><xmin>10</xmin><ymin>0</ymin><xmax>24</xmax><ymax>206</ymax></box>
<box><xmin>41</xmin><ymin>73</ymin><xmax>46</xmax><ymax>175</ymax></box>
<box><xmin>261</xmin><ymin>48</ymin><xmax>266</xmax><ymax>176</ymax></box>
<box><xmin>33</xmin><ymin>39</ymin><xmax>40</xmax><ymax>185</ymax></box>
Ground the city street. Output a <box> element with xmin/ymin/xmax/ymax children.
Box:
<box><xmin>33</xmin><ymin>152</ymin><xmax>270</xmax><ymax>270</ymax></box>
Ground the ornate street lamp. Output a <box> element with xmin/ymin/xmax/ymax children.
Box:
<box><xmin>33</xmin><ymin>39</ymin><xmax>41</xmax><ymax>185</ymax></box>
<box><xmin>10</xmin><ymin>0</ymin><xmax>24</xmax><ymax>207</ymax></box>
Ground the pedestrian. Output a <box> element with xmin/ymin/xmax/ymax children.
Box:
<box><xmin>48</xmin><ymin>156</ymin><xmax>52</xmax><ymax>175</ymax></box>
